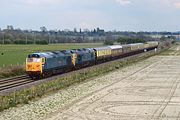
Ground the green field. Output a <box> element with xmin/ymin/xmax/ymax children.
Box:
<box><xmin>0</xmin><ymin>43</ymin><xmax>103</xmax><ymax>67</ymax></box>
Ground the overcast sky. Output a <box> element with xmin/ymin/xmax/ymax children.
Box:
<box><xmin>0</xmin><ymin>0</ymin><xmax>180</xmax><ymax>31</ymax></box>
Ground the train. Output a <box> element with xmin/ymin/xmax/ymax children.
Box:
<box><xmin>26</xmin><ymin>41</ymin><xmax>159</xmax><ymax>79</ymax></box>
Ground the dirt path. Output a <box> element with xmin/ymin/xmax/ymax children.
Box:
<box><xmin>46</xmin><ymin>55</ymin><xmax>180</xmax><ymax>120</ymax></box>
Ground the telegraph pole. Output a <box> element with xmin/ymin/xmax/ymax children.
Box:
<box><xmin>3</xmin><ymin>33</ymin><xmax>5</xmax><ymax>44</ymax></box>
<box><xmin>33</xmin><ymin>32</ymin><xmax>36</xmax><ymax>44</ymax></box>
<box><xmin>48</xmin><ymin>33</ymin><xmax>50</xmax><ymax>44</ymax></box>
<box><xmin>26</xmin><ymin>34</ymin><xmax>28</xmax><ymax>44</ymax></box>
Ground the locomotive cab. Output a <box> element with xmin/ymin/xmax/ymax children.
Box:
<box><xmin>26</xmin><ymin>54</ymin><xmax>45</xmax><ymax>79</ymax></box>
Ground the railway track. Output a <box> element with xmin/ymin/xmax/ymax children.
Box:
<box><xmin>0</xmin><ymin>75</ymin><xmax>34</xmax><ymax>91</ymax></box>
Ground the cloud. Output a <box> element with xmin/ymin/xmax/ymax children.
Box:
<box><xmin>19</xmin><ymin>0</ymin><xmax>64</xmax><ymax>6</ymax></box>
<box><xmin>115</xmin><ymin>0</ymin><xmax>131</xmax><ymax>6</ymax></box>
<box><xmin>164</xmin><ymin>0</ymin><xmax>180</xmax><ymax>9</ymax></box>
<box><xmin>80</xmin><ymin>23</ymin><xmax>94</xmax><ymax>29</ymax></box>
<box><xmin>174</xmin><ymin>2</ymin><xmax>180</xmax><ymax>8</ymax></box>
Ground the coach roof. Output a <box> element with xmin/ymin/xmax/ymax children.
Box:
<box><xmin>93</xmin><ymin>46</ymin><xmax>111</xmax><ymax>51</ymax></box>
<box><xmin>108</xmin><ymin>45</ymin><xmax>122</xmax><ymax>49</ymax></box>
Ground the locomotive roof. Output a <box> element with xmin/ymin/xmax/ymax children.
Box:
<box><xmin>70</xmin><ymin>48</ymin><xmax>94</xmax><ymax>54</ymax></box>
<box><xmin>28</xmin><ymin>51</ymin><xmax>71</xmax><ymax>58</ymax></box>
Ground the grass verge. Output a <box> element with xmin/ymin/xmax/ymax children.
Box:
<box><xmin>0</xmin><ymin>65</ymin><xmax>25</xmax><ymax>79</ymax></box>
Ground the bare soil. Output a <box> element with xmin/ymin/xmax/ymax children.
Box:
<box><xmin>46</xmin><ymin>54</ymin><xmax>180</xmax><ymax>119</ymax></box>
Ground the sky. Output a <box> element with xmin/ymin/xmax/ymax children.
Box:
<box><xmin>0</xmin><ymin>0</ymin><xmax>180</xmax><ymax>31</ymax></box>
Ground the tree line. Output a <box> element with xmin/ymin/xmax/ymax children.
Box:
<box><xmin>0</xmin><ymin>25</ymin><xmax>178</xmax><ymax>45</ymax></box>
<box><xmin>104</xmin><ymin>37</ymin><xmax>147</xmax><ymax>45</ymax></box>
<box><xmin>0</xmin><ymin>26</ymin><xmax>107</xmax><ymax>45</ymax></box>
<box><xmin>103</xmin><ymin>35</ymin><xmax>177</xmax><ymax>45</ymax></box>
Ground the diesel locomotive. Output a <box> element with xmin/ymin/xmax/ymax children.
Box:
<box><xmin>26</xmin><ymin>41</ymin><xmax>158</xmax><ymax>79</ymax></box>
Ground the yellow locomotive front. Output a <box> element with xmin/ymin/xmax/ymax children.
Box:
<box><xmin>26</xmin><ymin>54</ymin><xmax>45</xmax><ymax>79</ymax></box>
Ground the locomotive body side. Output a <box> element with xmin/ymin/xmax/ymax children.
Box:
<box><xmin>43</xmin><ymin>51</ymin><xmax>73</xmax><ymax>74</ymax></box>
<box><xmin>71</xmin><ymin>48</ymin><xmax>95</xmax><ymax>67</ymax></box>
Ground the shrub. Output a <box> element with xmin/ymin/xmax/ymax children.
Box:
<box><xmin>13</xmin><ymin>39</ymin><xmax>26</xmax><ymax>44</ymax></box>
<box><xmin>35</xmin><ymin>40</ymin><xmax>48</xmax><ymax>45</ymax></box>
<box><xmin>4</xmin><ymin>39</ymin><xmax>12</xmax><ymax>44</ymax></box>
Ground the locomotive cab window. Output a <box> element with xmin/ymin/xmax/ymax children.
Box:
<box><xmin>28</xmin><ymin>54</ymin><xmax>40</xmax><ymax>58</ymax></box>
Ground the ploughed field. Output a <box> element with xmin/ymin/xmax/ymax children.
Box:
<box><xmin>1</xmin><ymin>45</ymin><xmax>180</xmax><ymax>120</ymax></box>
<box><xmin>0</xmin><ymin>43</ymin><xmax>102</xmax><ymax>67</ymax></box>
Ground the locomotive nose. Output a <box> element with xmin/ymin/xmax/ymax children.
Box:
<box><xmin>26</xmin><ymin>63</ymin><xmax>41</xmax><ymax>72</ymax></box>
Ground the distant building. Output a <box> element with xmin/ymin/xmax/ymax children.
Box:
<box><xmin>174</xmin><ymin>35</ymin><xmax>180</xmax><ymax>40</ymax></box>
<box><xmin>97</xmin><ymin>27</ymin><xmax>105</xmax><ymax>35</ymax></box>
<box><xmin>74</xmin><ymin>28</ymin><xmax>77</xmax><ymax>33</ymax></box>
<box><xmin>150</xmin><ymin>35</ymin><xmax>163</xmax><ymax>39</ymax></box>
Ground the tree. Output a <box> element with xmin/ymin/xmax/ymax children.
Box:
<box><xmin>7</xmin><ymin>25</ymin><xmax>14</xmax><ymax>30</ymax></box>
<box><xmin>104</xmin><ymin>40</ymin><xmax>114</xmax><ymax>45</ymax></box>
<box><xmin>35</xmin><ymin>40</ymin><xmax>48</xmax><ymax>45</ymax></box>
<box><xmin>117</xmin><ymin>37</ymin><xmax>129</xmax><ymax>44</ymax></box>
<box><xmin>117</xmin><ymin>37</ymin><xmax>145</xmax><ymax>44</ymax></box>
<box><xmin>40</xmin><ymin>26</ymin><xmax>47</xmax><ymax>33</ymax></box>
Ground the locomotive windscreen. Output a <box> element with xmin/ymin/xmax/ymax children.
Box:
<box><xmin>28</xmin><ymin>54</ymin><xmax>40</xmax><ymax>58</ymax></box>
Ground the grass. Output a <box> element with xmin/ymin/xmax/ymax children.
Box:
<box><xmin>0</xmin><ymin>43</ymin><xmax>103</xmax><ymax>67</ymax></box>
<box><xmin>0</xmin><ymin>65</ymin><xmax>24</xmax><ymax>78</ymax></box>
